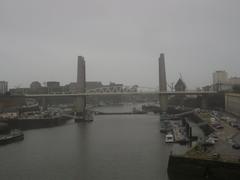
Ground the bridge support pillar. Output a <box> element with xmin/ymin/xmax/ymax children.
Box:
<box><xmin>201</xmin><ymin>95</ymin><xmax>208</xmax><ymax>109</ymax></box>
<box><xmin>75</xmin><ymin>96</ymin><xmax>86</xmax><ymax>117</ymax></box>
<box><xmin>159</xmin><ymin>53</ymin><xmax>168</xmax><ymax>112</ymax></box>
<box><xmin>160</xmin><ymin>95</ymin><xmax>168</xmax><ymax>113</ymax></box>
<box><xmin>41</xmin><ymin>97</ymin><xmax>47</xmax><ymax>111</ymax></box>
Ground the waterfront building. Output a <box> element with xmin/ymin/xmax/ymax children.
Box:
<box><xmin>30</xmin><ymin>81</ymin><xmax>42</xmax><ymax>89</ymax></box>
<box><xmin>86</xmin><ymin>81</ymin><xmax>103</xmax><ymax>90</ymax></box>
<box><xmin>225</xmin><ymin>93</ymin><xmax>240</xmax><ymax>117</ymax></box>
<box><xmin>64</xmin><ymin>82</ymin><xmax>78</xmax><ymax>93</ymax></box>
<box><xmin>228</xmin><ymin>77</ymin><xmax>240</xmax><ymax>85</ymax></box>
<box><xmin>0</xmin><ymin>81</ymin><xmax>8</xmax><ymax>95</ymax></box>
<box><xmin>9</xmin><ymin>87</ymin><xmax>48</xmax><ymax>95</ymax></box>
<box><xmin>47</xmin><ymin>81</ymin><xmax>60</xmax><ymax>88</ymax></box>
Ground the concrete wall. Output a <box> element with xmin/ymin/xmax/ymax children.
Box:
<box><xmin>225</xmin><ymin>93</ymin><xmax>240</xmax><ymax>117</ymax></box>
<box><xmin>168</xmin><ymin>155</ymin><xmax>240</xmax><ymax>180</ymax></box>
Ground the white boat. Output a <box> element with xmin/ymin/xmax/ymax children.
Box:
<box><xmin>165</xmin><ymin>134</ymin><xmax>174</xmax><ymax>143</ymax></box>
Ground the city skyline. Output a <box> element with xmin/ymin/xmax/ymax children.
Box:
<box><xmin>1</xmin><ymin>1</ymin><xmax>240</xmax><ymax>180</ymax></box>
<box><xmin>1</xmin><ymin>0</ymin><xmax>240</xmax><ymax>89</ymax></box>
<box><xmin>2</xmin><ymin>54</ymin><xmax>239</xmax><ymax>90</ymax></box>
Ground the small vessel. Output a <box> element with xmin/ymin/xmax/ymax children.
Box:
<box><xmin>84</xmin><ymin>112</ymin><xmax>94</xmax><ymax>122</ymax></box>
<box><xmin>165</xmin><ymin>133</ymin><xmax>174</xmax><ymax>143</ymax></box>
<box><xmin>0</xmin><ymin>129</ymin><xmax>24</xmax><ymax>145</ymax></box>
<box><xmin>75</xmin><ymin>111</ymin><xmax>94</xmax><ymax>122</ymax></box>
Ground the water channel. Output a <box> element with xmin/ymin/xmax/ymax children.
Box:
<box><xmin>0</xmin><ymin>104</ymin><xmax>188</xmax><ymax>180</ymax></box>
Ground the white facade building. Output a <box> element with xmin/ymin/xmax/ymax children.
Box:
<box><xmin>0</xmin><ymin>81</ymin><xmax>8</xmax><ymax>95</ymax></box>
<box><xmin>213</xmin><ymin>71</ymin><xmax>228</xmax><ymax>85</ymax></box>
<box><xmin>228</xmin><ymin>77</ymin><xmax>240</xmax><ymax>85</ymax></box>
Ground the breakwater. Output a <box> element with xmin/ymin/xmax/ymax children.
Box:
<box><xmin>1</xmin><ymin>116</ymin><xmax>71</xmax><ymax>130</ymax></box>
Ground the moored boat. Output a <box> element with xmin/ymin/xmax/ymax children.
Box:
<box><xmin>0</xmin><ymin>129</ymin><xmax>24</xmax><ymax>145</ymax></box>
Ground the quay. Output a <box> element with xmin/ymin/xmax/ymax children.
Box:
<box><xmin>168</xmin><ymin>110</ymin><xmax>240</xmax><ymax>180</ymax></box>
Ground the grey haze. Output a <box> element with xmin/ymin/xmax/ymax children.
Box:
<box><xmin>1</xmin><ymin>0</ymin><xmax>240</xmax><ymax>89</ymax></box>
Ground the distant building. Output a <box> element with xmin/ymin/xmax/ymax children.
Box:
<box><xmin>213</xmin><ymin>71</ymin><xmax>228</xmax><ymax>84</ymax></box>
<box><xmin>212</xmin><ymin>71</ymin><xmax>230</xmax><ymax>91</ymax></box>
<box><xmin>174</xmin><ymin>78</ymin><xmax>186</xmax><ymax>91</ymax></box>
<box><xmin>47</xmin><ymin>81</ymin><xmax>60</xmax><ymax>88</ymax></box>
<box><xmin>203</xmin><ymin>70</ymin><xmax>240</xmax><ymax>92</ymax></box>
<box><xmin>228</xmin><ymin>77</ymin><xmax>240</xmax><ymax>85</ymax></box>
<box><xmin>86</xmin><ymin>81</ymin><xmax>103</xmax><ymax>90</ymax></box>
<box><xmin>64</xmin><ymin>82</ymin><xmax>78</xmax><ymax>93</ymax></box>
<box><xmin>202</xmin><ymin>85</ymin><xmax>213</xmax><ymax>91</ymax></box>
<box><xmin>212</xmin><ymin>83</ymin><xmax>233</xmax><ymax>91</ymax></box>
<box><xmin>30</xmin><ymin>81</ymin><xmax>42</xmax><ymax>89</ymax></box>
<box><xmin>10</xmin><ymin>87</ymin><xmax>48</xmax><ymax>95</ymax></box>
<box><xmin>109</xmin><ymin>82</ymin><xmax>123</xmax><ymax>87</ymax></box>
<box><xmin>0</xmin><ymin>81</ymin><xmax>8</xmax><ymax>95</ymax></box>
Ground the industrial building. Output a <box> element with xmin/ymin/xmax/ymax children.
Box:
<box><xmin>225</xmin><ymin>93</ymin><xmax>240</xmax><ymax>117</ymax></box>
<box><xmin>0</xmin><ymin>81</ymin><xmax>8</xmax><ymax>95</ymax></box>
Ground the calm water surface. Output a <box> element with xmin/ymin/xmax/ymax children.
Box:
<box><xmin>0</xmin><ymin>105</ymin><xmax>188</xmax><ymax>180</ymax></box>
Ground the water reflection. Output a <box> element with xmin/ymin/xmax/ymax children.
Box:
<box><xmin>0</xmin><ymin>105</ymin><xmax>189</xmax><ymax>180</ymax></box>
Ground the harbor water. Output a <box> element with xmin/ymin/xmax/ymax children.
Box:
<box><xmin>0</xmin><ymin>104</ymin><xmax>188</xmax><ymax>180</ymax></box>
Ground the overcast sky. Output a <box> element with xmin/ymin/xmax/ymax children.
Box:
<box><xmin>1</xmin><ymin>0</ymin><xmax>240</xmax><ymax>89</ymax></box>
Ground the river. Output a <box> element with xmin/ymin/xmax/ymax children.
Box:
<box><xmin>0</xmin><ymin>104</ymin><xmax>188</xmax><ymax>180</ymax></box>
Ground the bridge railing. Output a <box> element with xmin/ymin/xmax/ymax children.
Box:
<box><xmin>23</xmin><ymin>90</ymin><xmax>217</xmax><ymax>97</ymax></box>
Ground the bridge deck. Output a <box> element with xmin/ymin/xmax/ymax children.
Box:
<box><xmin>24</xmin><ymin>91</ymin><xmax>216</xmax><ymax>98</ymax></box>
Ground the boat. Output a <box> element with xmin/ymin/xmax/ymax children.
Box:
<box><xmin>75</xmin><ymin>112</ymin><xmax>94</xmax><ymax>122</ymax></box>
<box><xmin>0</xmin><ymin>129</ymin><xmax>24</xmax><ymax>145</ymax></box>
<box><xmin>165</xmin><ymin>133</ymin><xmax>174</xmax><ymax>143</ymax></box>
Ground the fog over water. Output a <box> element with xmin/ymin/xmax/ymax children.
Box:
<box><xmin>1</xmin><ymin>0</ymin><xmax>240</xmax><ymax>89</ymax></box>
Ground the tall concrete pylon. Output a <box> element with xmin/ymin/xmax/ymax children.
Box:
<box><xmin>76</xmin><ymin>56</ymin><xmax>86</xmax><ymax>115</ymax></box>
<box><xmin>159</xmin><ymin>53</ymin><xmax>168</xmax><ymax>112</ymax></box>
<box><xmin>77</xmin><ymin>56</ymin><xmax>86</xmax><ymax>92</ymax></box>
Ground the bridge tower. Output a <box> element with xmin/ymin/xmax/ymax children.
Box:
<box><xmin>75</xmin><ymin>56</ymin><xmax>86</xmax><ymax>117</ymax></box>
<box><xmin>159</xmin><ymin>53</ymin><xmax>168</xmax><ymax>112</ymax></box>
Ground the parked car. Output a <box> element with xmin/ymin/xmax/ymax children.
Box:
<box><xmin>210</xmin><ymin>136</ymin><xmax>218</xmax><ymax>142</ymax></box>
<box><xmin>215</xmin><ymin>124</ymin><xmax>224</xmax><ymax>129</ymax></box>
<box><xmin>205</xmin><ymin>137</ymin><xmax>215</xmax><ymax>145</ymax></box>
<box><xmin>232</xmin><ymin>143</ymin><xmax>240</xmax><ymax>149</ymax></box>
<box><xmin>209</xmin><ymin>133</ymin><xmax>218</xmax><ymax>142</ymax></box>
<box><xmin>230</xmin><ymin>122</ymin><xmax>238</xmax><ymax>128</ymax></box>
